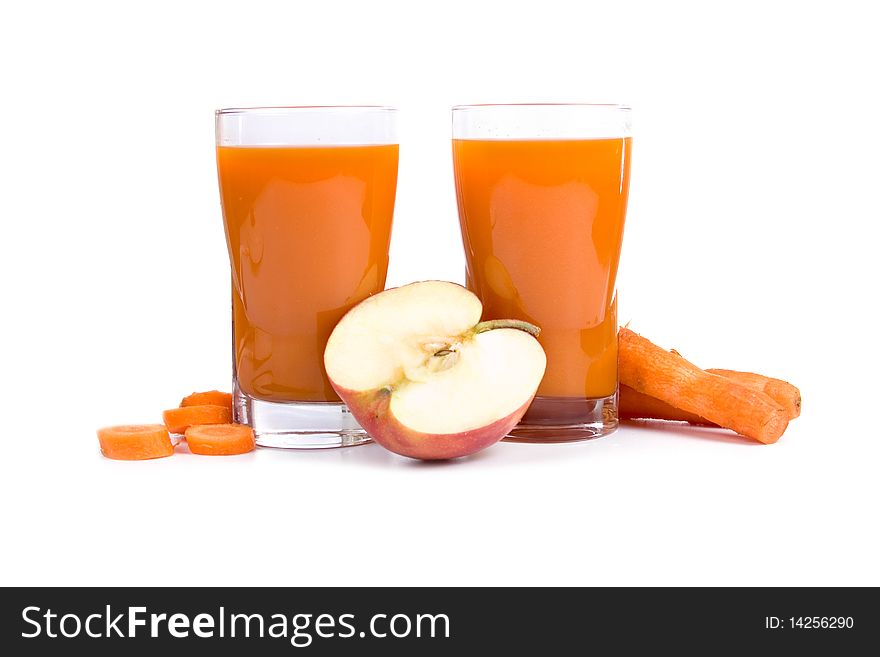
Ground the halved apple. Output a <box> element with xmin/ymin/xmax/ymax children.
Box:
<box><xmin>324</xmin><ymin>281</ymin><xmax>546</xmax><ymax>460</ymax></box>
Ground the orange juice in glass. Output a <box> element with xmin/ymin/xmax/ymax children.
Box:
<box><xmin>452</xmin><ymin>104</ymin><xmax>631</xmax><ymax>441</ymax></box>
<box><xmin>216</xmin><ymin>107</ymin><xmax>398</xmax><ymax>448</ymax></box>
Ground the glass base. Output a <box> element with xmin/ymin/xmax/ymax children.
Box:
<box><xmin>234</xmin><ymin>389</ymin><xmax>370</xmax><ymax>449</ymax></box>
<box><xmin>505</xmin><ymin>392</ymin><xmax>618</xmax><ymax>443</ymax></box>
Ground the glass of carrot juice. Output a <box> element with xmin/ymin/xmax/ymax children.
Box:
<box><xmin>215</xmin><ymin>106</ymin><xmax>399</xmax><ymax>448</ymax></box>
<box><xmin>452</xmin><ymin>104</ymin><xmax>632</xmax><ymax>441</ymax></box>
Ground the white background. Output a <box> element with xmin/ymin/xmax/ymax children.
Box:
<box><xmin>1</xmin><ymin>0</ymin><xmax>878</xmax><ymax>586</ymax></box>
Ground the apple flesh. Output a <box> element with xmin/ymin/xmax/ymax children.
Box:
<box><xmin>324</xmin><ymin>281</ymin><xmax>546</xmax><ymax>460</ymax></box>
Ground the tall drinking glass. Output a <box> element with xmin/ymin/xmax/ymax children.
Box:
<box><xmin>216</xmin><ymin>106</ymin><xmax>399</xmax><ymax>448</ymax></box>
<box><xmin>452</xmin><ymin>104</ymin><xmax>631</xmax><ymax>441</ymax></box>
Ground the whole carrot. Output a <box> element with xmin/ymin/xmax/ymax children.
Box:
<box><xmin>618</xmin><ymin>328</ymin><xmax>789</xmax><ymax>444</ymax></box>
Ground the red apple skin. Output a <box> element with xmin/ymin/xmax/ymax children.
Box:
<box><xmin>334</xmin><ymin>385</ymin><xmax>533</xmax><ymax>460</ymax></box>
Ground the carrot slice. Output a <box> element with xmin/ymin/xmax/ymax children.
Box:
<box><xmin>185</xmin><ymin>423</ymin><xmax>256</xmax><ymax>456</ymax></box>
<box><xmin>97</xmin><ymin>424</ymin><xmax>174</xmax><ymax>460</ymax></box>
<box><xmin>180</xmin><ymin>390</ymin><xmax>233</xmax><ymax>410</ymax></box>
<box><xmin>163</xmin><ymin>404</ymin><xmax>231</xmax><ymax>434</ymax></box>
<box><xmin>618</xmin><ymin>328</ymin><xmax>789</xmax><ymax>444</ymax></box>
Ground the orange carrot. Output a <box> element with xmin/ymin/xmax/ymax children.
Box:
<box><xmin>180</xmin><ymin>390</ymin><xmax>233</xmax><ymax>410</ymax></box>
<box><xmin>618</xmin><ymin>328</ymin><xmax>789</xmax><ymax>444</ymax></box>
<box><xmin>620</xmin><ymin>369</ymin><xmax>801</xmax><ymax>424</ymax></box>
<box><xmin>619</xmin><ymin>385</ymin><xmax>708</xmax><ymax>424</ymax></box>
<box><xmin>163</xmin><ymin>404</ymin><xmax>231</xmax><ymax>434</ymax></box>
<box><xmin>185</xmin><ymin>424</ymin><xmax>256</xmax><ymax>456</ymax></box>
<box><xmin>706</xmin><ymin>369</ymin><xmax>801</xmax><ymax>420</ymax></box>
<box><xmin>97</xmin><ymin>424</ymin><xmax>175</xmax><ymax>460</ymax></box>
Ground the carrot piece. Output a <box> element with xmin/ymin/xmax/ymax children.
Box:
<box><xmin>706</xmin><ymin>369</ymin><xmax>801</xmax><ymax>420</ymax></box>
<box><xmin>185</xmin><ymin>424</ymin><xmax>256</xmax><ymax>456</ymax></box>
<box><xmin>618</xmin><ymin>328</ymin><xmax>789</xmax><ymax>444</ymax></box>
<box><xmin>619</xmin><ymin>385</ymin><xmax>708</xmax><ymax>424</ymax></box>
<box><xmin>180</xmin><ymin>390</ymin><xmax>233</xmax><ymax>410</ymax></box>
<box><xmin>97</xmin><ymin>424</ymin><xmax>174</xmax><ymax>460</ymax></box>
<box><xmin>163</xmin><ymin>404</ymin><xmax>231</xmax><ymax>434</ymax></box>
<box><xmin>620</xmin><ymin>369</ymin><xmax>802</xmax><ymax>424</ymax></box>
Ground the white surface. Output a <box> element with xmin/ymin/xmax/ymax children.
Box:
<box><xmin>1</xmin><ymin>0</ymin><xmax>878</xmax><ymax>586</ymax></box>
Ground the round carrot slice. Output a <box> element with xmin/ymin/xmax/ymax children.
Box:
<box><xmin>163</xmin><ymin>404</ymin><xmax>232</xmax><ymax>434</ymax></box>
<box><xmin>180</xmin><ymin>390</ymin><xmax>233</xmax><ymax>409</ymax></box>
<box><xmin>97</xmin><ymin>424</ymin><xmax>174</xmax><ymax>460</ymax></box>
<box><xmin>185</xmin><ymin>423</ymin><xmax>256</xmax><ymax>456</ymax></box>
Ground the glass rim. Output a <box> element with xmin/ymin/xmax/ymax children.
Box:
<box><xmin>215</xmin><ymin>105</ymin><xmax>397</xmax><ymax>116</ymax></box>
<box><xmin>452</xmin><ymin>103</ymin><xmax>631</xmax><ymax>112</ymax></box>
<box><xmin>452</xmin><ymin>103</ymin><xmax>632</xmax><ymax>139</ymax></box>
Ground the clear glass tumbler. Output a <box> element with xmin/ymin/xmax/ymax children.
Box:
<box><xmin>452</xmin><ymin>104</ymin><xmax>632</xmax><ymax>442</ymax></box>
<box><xmin>216</xmin><ymin>106</ymin><xmax>399</xmax><ymax>448</ymax></box>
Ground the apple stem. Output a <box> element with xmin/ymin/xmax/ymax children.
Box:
<box><xmin>472</xmin><ymin>319</ymin><xmax>541</xmax><ymax>338</ymax></box>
